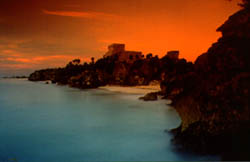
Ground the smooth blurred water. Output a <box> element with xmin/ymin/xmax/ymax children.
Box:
<box><xmin>0</xmin><ymin>79</ymin><xmax>219</xmax><ymax>162</ymax></box>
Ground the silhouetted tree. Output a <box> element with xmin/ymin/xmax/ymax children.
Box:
<box><xmin>146</xmin><ymin>53</ymin><xmax>153</xmax><ymax>59</ymax></box>
<box><xmin>91</xmin><ymin>57</ymin><xmax>95</xmax><ymax>64</ymax></box>
<box><xmin>239</xmin><ymin>0</ymin><xmax>250</xmax><ymax>8</ymax></box>
<box><xmin>83</xmin><ymin>62</ymin><xmax>88</xmax><ymax>67</ymax></box>
<box><xmin>228</xmin><ymin>0</ymin><xmax>250</xmax><ymax>9</ymax></box>
<box><xmin>66</xmin><ymin>61</ymin><xmax>73</xmax><ymax>68</ymax></box>
<box><xmin>72</xmin><ymin>59</ymin><xmax>81</xmax><ymax>65</ymax></box>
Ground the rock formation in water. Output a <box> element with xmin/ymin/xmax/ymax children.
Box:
<box><xmin>29</xmin><ymin>69</ymin><xmax>57</xmax><ymax>81</ymax></box>
<box><xmin>139</xmin><ymin>92</ymin><xmax>159</xmax><ymax>101</ymax></box>
<box><xmin>160</xmin><ymin>2</ymin><xmax>250</xmax><ymax>160</ymax></box>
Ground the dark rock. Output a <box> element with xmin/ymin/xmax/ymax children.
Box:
<box><xmin>51</xmin><ymin>80</ymin><xmax>56</xmax><ymax>84</ymax></box>
<box><xmin>68</xmin><ymin>70</ymin><xmax>106</xmax><ymax>89</ymax></box>
<box><xmin>162</xmin><ymin>5</ymin><xmax>250</xmax><ymax>160</ymax></box>
<box><xmin>112</xmin><ymin>62</ymin><xmax>129</xmax><ymax>85</ymax></box>
<box><xmin>28</xmin><ymin>69</ymin><xmax>56</xmax><ymax>81</ymax></box>
<box><xmin>171</xmin><ymin>121</ymin><xmax>250</xmax><ymax>160</ymax></box>
<box><xmin>139</xmin><ymin>92</ymin><xmax>158</xmax><ymax>101</ymax></box>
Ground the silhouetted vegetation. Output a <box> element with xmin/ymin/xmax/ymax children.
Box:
<box><xmin>239</xmin><ymin>0</ymin><xmax>250</xmax><ymax>8</ymax></box>
<box><xmin>29</xmin><ymin>52</ymin><xmax>191</xmax><ymax>88</ymax></box>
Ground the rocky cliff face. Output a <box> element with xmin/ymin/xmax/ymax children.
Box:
<box><xmin>162</xmin><ymin>6</ymin><xmax>250</xmax><ymax>160</ymax></box>
<box><xmin>68</xmin><ymin>70</ymin><xmax>106</xmax><ymax>89</ymax></box>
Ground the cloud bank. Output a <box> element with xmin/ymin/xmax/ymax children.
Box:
<box><xmin>43</xmin><ymin>10</ymin><xmax>120</xmax><ymax>20</ymax></box>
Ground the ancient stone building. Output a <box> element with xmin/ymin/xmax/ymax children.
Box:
<box><xmin>104</xmin><ymin>43</ymin><xmax>143</xmax><ymax>63</ymax></box>
<box><xmin>166</xmin><ymin>51</ymin><xmax>179</xmax><ymax>60</ymax></box>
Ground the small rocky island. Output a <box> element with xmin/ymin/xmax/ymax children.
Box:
<box><xmin>29</xmin><ymin>1</ymin><xmax>250</xmax><ymax>160</ymax></box>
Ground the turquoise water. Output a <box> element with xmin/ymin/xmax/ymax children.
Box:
<box><xmin>0</xmin><ymin>79</ymin><xmax>218</xmax><ymax>162</ymax></box>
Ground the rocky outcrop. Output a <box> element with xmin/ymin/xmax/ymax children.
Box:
<box><xmin>68</xmin><ymin>70</ymin><xmax>106</xmax><ymax>89</ymax></box>
<box><xmin>161</xmin><ymin>5</ymin><xmax>250</xmax><ymax>160</ymax></box>
<box><xmin>28</xmin><ymin>69</ymin><xmax>56</xmax><ymax>81</ymax></box>
<box><xmin>160</xmin><ymin>58</ymin><xmax>195</xmax><ymax>101</ymax></box>
<box><xmin>112</xmin><ymin>62</ymin><xmax>130</xmax><ymax>85</ymax></box>
<box><xmin>139</xmin><ymin>92</ymin><xmax>158</xmax><ymax>101</ymax></box>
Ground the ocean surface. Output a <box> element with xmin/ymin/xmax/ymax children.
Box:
<box><xmin>0</xmin><ymin>79</ymin><xmax>219</xmax><ymax>162</ymax></box>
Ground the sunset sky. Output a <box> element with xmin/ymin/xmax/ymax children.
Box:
<box><xmin>0</xmin><ymin>0</ymin><xmax>241</xmax><ymax>76</ymax></box>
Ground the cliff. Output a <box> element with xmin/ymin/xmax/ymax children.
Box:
<box><xmin>161</xmin><ymin>5</ymin><xmax>250</xmax><ymax>160</ymax></box>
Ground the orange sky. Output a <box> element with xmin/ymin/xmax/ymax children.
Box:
<box><xmin>0</xmin><ymin>0</ymin><xmax>241</xmax><ymax>76</ymax></box>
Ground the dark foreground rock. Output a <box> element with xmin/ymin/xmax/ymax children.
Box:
<box><xmin>139</xmin><ymin>92</ymin><xmax>158</xmax><ymax>101</ymax></box>
<box><xmin>161</xmin><ymin>2</ymin><xmax>250</xmax><ymax>160</ymax></box>
<box><xmin>171</xmin><ymin>122</ymin><xmax>250</xmax><ymax>160</ymax></box>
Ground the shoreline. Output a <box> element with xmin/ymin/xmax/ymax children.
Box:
<box><xmin>98</xmin><ymin>84</ymin><xmax>172</xmax><ymax>104</ymax></box>
<box><xmin>99</xmin><ymin>85</ymin><xmax>161</xmax><ymax>95</ymax></box>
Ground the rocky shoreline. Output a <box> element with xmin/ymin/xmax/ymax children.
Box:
<box><xmin>28</xmin><ymin>1</ymin><xmax>250</xmax><ymax>160</ymax></box>
<box><xmin>162</xmin><ymin>2</ymin><xmax>250</xmax><ymax>160</ymax></box>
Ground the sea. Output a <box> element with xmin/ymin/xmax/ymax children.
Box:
<box><xmin>0</xmin><ymin>79</ymin><xmax>219</xmax><ymax>162</ymax></box>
